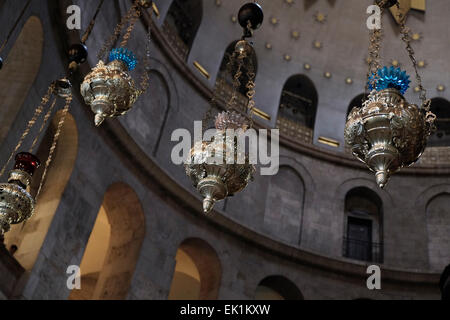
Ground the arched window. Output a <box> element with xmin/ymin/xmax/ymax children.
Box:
<box><xmin>168</xmin><ymin>238</ymin><xmax>222</xmax><ymax>300</ymax></box>
<box><xmin>426</xmin><ymin>194</ymin><xmax>450</xmax><ymax>272</ymax></box>
<box><xmin>343</xmin><ymin>187</ymin><xmax>383</xmax><ymax>263</ymax></box>
<box><xmin>429</xmin><ymin>98</ymin><xmax>450</xmax><ymax>147</ymax></box>
<box><xmin>276</xmin><ymin>75</ymin><xmax>318</xmax><ymax>144</ymax></box>
<box><xmin>264</xmin><ymin>166</ymin><xmax>305</xmax><ymax>245</ymax></box>
<box><xmin>4</xmin><ymin>111</ymin><xmax>78</xmax><ymax>271</ymax></box>
<box><xmin>255</xmin><ymin>276</ymin><xmax>303</xmax><ymax>300</ymax></box>
<box><xmin>163</xmin><ymin>0</ymin><xmax>203</xmax><ymax>60</ymax></box>
<box><xmin>70</xmin><ymin>182</ymin><xmax>146</xmax><ymax>300</ymax></box>
<box><xmin>0</xmin><ymin>16</ymin><xmax>43</xmax><ymax>145</ymax></box>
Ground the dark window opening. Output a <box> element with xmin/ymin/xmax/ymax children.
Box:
<box><xmin>278</xmin><ymin>75</ymin><xmax>318</xmax><ymax>130</ymax></box>
<box><xmin>429</xmin><ymin>98</ymin><xmax>450</xmax><ymax>147</ymax></box>
<box><xmin>164</xmin><ymin>0</ymin><xmax>202</xmax><ymax>59</ymax></box>
<box><xmin>344</xmin><ymin>188</ymin><xmax>384</xmax><ymax>263</ymax></box>
<box><xmin>218</xmin><ymin>41</ymin><xmax>258</xmax><ymax>97</ymax></box>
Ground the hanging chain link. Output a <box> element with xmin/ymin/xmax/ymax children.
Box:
<box><xmin>0</xmin><ymin>84</ymin><xmax>55</xmax><ymax>179</ymax></box>
<box><xmin>398</xmin><ymin>17</ymin><xmax>430</xmax><ymax>111</ymax></box>
<box><xmin>29</xmin><ymin>97</ymin><xmax>58</xmax><ymax>153</ymax></box>
<box><xmin>245</xmin><ymin>54</ymin><xmax>256</xmax><ymax>128</ymax></box>
<box><xmin>365</xmin><ymin>1</ymin><xmax>386</xmax><ymax>99</ymax></box>
<box><xmin>201</xmin><ymin>21</ymin><xmax>257</xmax><ymax>132</ymax></box>
<box><xmin>120</xmin><ymin>2</ymin><xmax>141</xmax><ymax>48</ymax></box>
<box><xmin>81</xmin><ymin>0</ymin><xmax>106</xmax><ymax>44</ymax></box>
<box><xmin>97</xmin><ymin>0</ymin><xmax>140</xmax><ymax>60</ymax></box>
<box><xmin>227</xmin><ymin>52</ymin><xmax>244</xmax><ymax>112</ymax></box>
<box><xmin>138</xmin><ymin>23</ymin><xmax>152</xmax><ymax>95</ymax></box>
<box><xmin>35</xmin><ymin>94</ymin><xmax>72</xmax><ymax>202</ymax></box>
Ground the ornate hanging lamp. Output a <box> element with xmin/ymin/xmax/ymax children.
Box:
<box><xmin>80</xmin><ymin>0</ymin><xmax>153</xmax><ymax>126</ymax></box>
<box><xmin>345</xmin><ymin>0</ymin><xmax>435</xmax><ymax>188</ymax></box>
<box><xmin>0</xmin><ymin>81</ymin><xmax>73</xmax><ymax>235</ymax></box>
<box><xmin>185</xmin><ymin>2</ymin><xmax>263</xmax><ymax>214</ymax></box>
<box><xmin>0</xmin><ymin>0</ymin><xmax>76</xmax><ymax>234</ymax></box>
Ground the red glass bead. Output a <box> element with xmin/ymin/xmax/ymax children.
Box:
<box><xmin>14</xmin><ymin>152</ymin><xmax>41</xmax><ymax>176</ymax></box>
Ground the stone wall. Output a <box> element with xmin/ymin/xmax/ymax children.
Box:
<box><xmin>0</xmin><ymin>0</ymin><xmax>447</xmax><ymax>300</ymax></box>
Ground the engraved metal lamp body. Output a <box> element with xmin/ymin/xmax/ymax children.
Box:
<box><xmin>345</xmin><ymin>67</ymin><xmax>435</xmax><ymax>188</ymax></box>
<box><xmin>185</xmin><ymin>112</ymin><xmax>255</xmax><ymax>214</ymax></box>
<box><xmin>81</xmin><ymin>48</ymin><xmax>139</xmax><ymax>126</ymax></box>
<box><xmin>0</xmin><ymin>153</ymin><xmax>40</xmax><ymax>235</ymax></box>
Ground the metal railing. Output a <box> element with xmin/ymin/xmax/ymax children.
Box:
<box><xmin>343</xmin><ymin>237</ymin><xmax>384</xmax><ymax>263</ymax></box>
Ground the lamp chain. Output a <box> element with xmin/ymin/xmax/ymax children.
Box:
<box><xmin>138</xmin><ymin>24</ymin><xmax>152</xmax><ymax>96</ymax></box>
<box><xmin>365</xmin><ymin>1</ymin><xmax>386</xmax><ymax>98</ymax></box>
<box><xmin>35</xmin><ymin>94</ymin><xmax>72</xmax><ymax>202</ymax></box>
<box><xmin>29</xmin><ymin>98</ymin><xmax>58</xmax><ymax>153</ymax></box>
<box><xmin>81</xmin><ymin>0</ymin><xmax>106</xmax><ymax>44</ymax></box>
<box><xmin>228</xmin><ymin>52</ymin><xmax>243</xmax><ymax>112</ymax></box>
<box><xmin>120</xmin><ymin>2</ymin><xmax>141</xmax><ymax>48</ymax></box>
<box><xmin>0</xmin><ymin>84</ymin><xmax>55</xmax><ymax>179</ymax></box>
<box><xmin>97</xmin><ymin>0</ymin><xmax>140</xmax><ymax>61</ymax></box>
<box><xmin>246</xmin><ymin>57</ymin><xmax>256</xmax><ymax>128</ymax></box>
<box><xmin>398</xmin><ymin>20</ymin><xmax>430</xmax><ymax>111</ymax></box>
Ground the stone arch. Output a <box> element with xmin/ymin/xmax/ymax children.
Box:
<box><xmin>70</xmin><ymin>182</ymin><xmax>146</xmax><ymax>300</ymax></box>
<box><xmin>168</xmin><ymin>238</ymin><xmax>222</xmax><ymax>300</ymax></box>
<box><xmin>425</xmin><ymin>193</ymin><xmax>450</xmax><ymax>272</ymax></box>
<box><xmin>0</xmin><ymin>16</ymin><xmax>43</xmax><ymax>145</ymax></box>
<box><xmin>429</xmin><ymin>98</ymin><xmax>450</xmax><ymax>147</ymax></box>
<box><xmin>343</xmin><ymin>187</ymin><xmax>383</xmax><ymax>263</ymax></box>
<box><xmin>264</xmin><ymin>166</ymin><xmax>305</xmax><ymax>245</ymax></box>
<box><xmin>4</xmin><ymin>111</ymin><xmax>78</xmax><ymax>271</ymax></box>
<box><xmin>335</xmin><ymin>178</ymin><xmax>392</xmax><ymax>213</ymax></box>
<box><xmin>164</xmin><ymin>0</ymin><xmax>203</xmax><ymax>60</ymax></box>
<box><xmin>276</xmin><ymin>75</ymin><xmax>318</xmax><ymax>144</ymax></box>
<box><xmin>334</xmin><ymin>178</ymin><xmax>391</xmax><ymax>262</ymax></box>
<box><xmin>123</xmin><ymin>69</ymin><xmax>171</xmax><ymax>156</ymax></box>
<box><xmin>255</xmin><ymin>276</ymin><xmax>304</xmax><ymax>300</ymax></box>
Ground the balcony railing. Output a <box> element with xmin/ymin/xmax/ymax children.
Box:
<box><xmin>276</xmin><ymin>116</ymin><xmax>314</xmax><ymax>144</ymax></box>
<box><xmin>343</xmin><ymin>237</ymin><xmax>384</xmax><ymax>263</ymax></box>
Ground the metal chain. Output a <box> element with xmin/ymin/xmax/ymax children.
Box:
<box><xmin>246</xmin><ymin>56</ymin><xmax>256</xmax><ymax>128</ymax></box>
<box><xmin>29</xmin><ymin>97</ymin><xmax>58</xmax><ymax>153</ymax></box>
<box><xmin>0</xmin><ymin>84</ymin><xmax>54</xmax><ymax>178</ymax></box>
<box><xmin>365</xmin><ymin>1</ymin><xmax>386</xmax><ymax>98</ymax></box>
<box><xmin>227</xmin><ymin>53</ymin><xmax>244</xmax><ymax>112</ymax></box>
<box><xmin>138</xmin><ymin>24</ymin><xmax>152</xmax><ymax>95</ymax></box>
<box><xmin>81</xmin><ymin>0</ymin><xmax>106</xmax><ymax>44</ymax></box>
<box><xmin>120</xmin><ymin>2</ymin><xmax>141</xmax><ymax>48</ymax></box>
<box><xmin>35</xmin><ymin>94</ymin><xmax>72</xmax><ymax>202</ymax></box>
<box><xmin>398</xmin><ymin>19</ymin><xmax>429</xmax><ymax>109</ymax></box>
<box><xmin>97</xmin><ymin>0</ymin><xmax>140</xmax><ymax>60</ymax></box>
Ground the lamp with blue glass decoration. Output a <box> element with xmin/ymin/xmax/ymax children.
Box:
<box><xmin>345</xmin><ymin>0</ymin><xmax>435</xmax><ymax>188</ymax></box>
<box><xmin>81</xmin><ymin>0</ymin><xmax>152</xmax><ymax>126</ymax></box>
